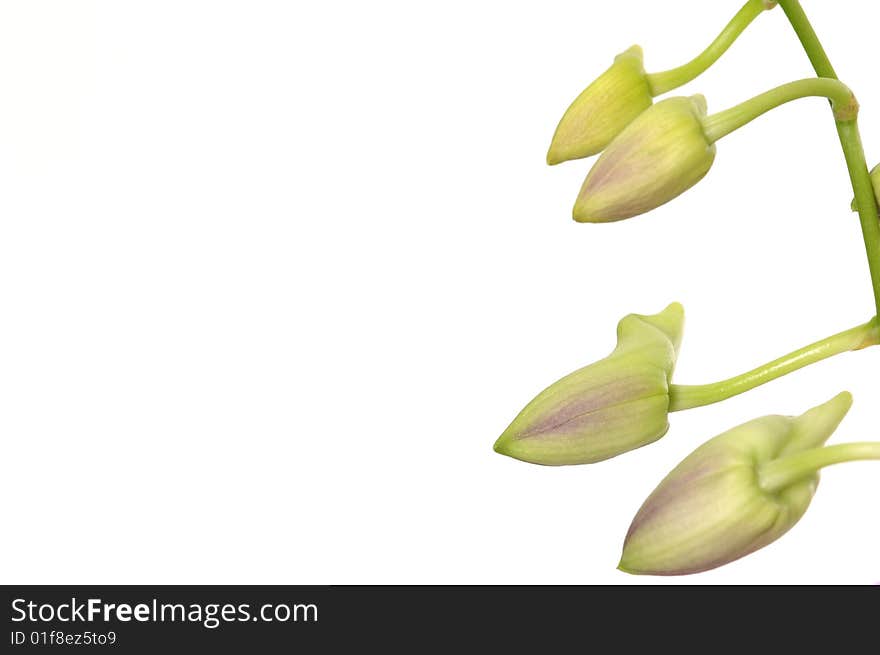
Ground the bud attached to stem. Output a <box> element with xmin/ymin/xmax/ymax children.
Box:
<box><xmin>573</xmin><ymin>96</ymin><xmax>715</xmax><ymax>222</ymax></box>
<box><xmin>573</xmin><ymin>77</ymin><xmax>856</xmax><ymax>223</ymax></box>
<box><xmin>548</xmin><ymin>1</ymin><xmax>775</xmax><ymax>165</ymax></box>
<box><xmin>619</xmin><ymin>392</ymin><xmax>879</xmax><ymax>576</ymax></box>
<box><xmin>494</xmin><ymin>303</ymin><xmax>683</xmax><ymax>466</ymax></box>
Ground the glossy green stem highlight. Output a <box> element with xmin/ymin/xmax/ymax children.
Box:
<box><xmin>647</xmin><ymin>0</ymin><xmax>772</xmax><ymax>96</ymax></box>
<box><xmin>669</xmin><ymin>320</ymin><xmax>878</xmax><ymax>412</ymax></box>
<box><xmin>702</xmin><ymin>78</ymin><xmax>856</xmax><ymax>143</ymax></box>
<box><xmin>759</xmin><ymin>442</ymin><xmax>880</xmax><ymax>493</ymax></box>
<box><xmin>778</xmin><ymin>0</ymin><xmax>880</xmax><ymax>318</ymax></box>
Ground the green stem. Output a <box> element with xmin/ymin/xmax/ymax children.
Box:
<box><xmin>777</xmin><ymin>0</ymin><xmax>835</xmax><ymax>77</ymax></box>
<box><xmin>758</xmin><ymin>442</ymin><xmax>880</xmax><ymax>493</ymax></box>
<box><xmin>647</xmin><ymin>0</ymin><xmax>773</xmax><ymax>96</ymax></box>
<box><xmin>702</xmin><ymin>78</ymin><xmax>856</xmax><ymax>143</ymax></box>
<box><xmin>778</xmin><ymin>0</ymin><xmax>880</xmax><ymax>317</ymax></box>
<box><xmin>669</xmin><ymin>319</ymin><xmax>878</xmax><ymax>412</ymax></box>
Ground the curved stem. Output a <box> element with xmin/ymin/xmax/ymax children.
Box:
<box><xmin>702</xmin><ymin>78</ymin><xmax>856</xmax><ymax>143</ymax></box>
<box><xmin>758</xmin><ymin>442</ymin><xmax>880</xmax><ymax>494</ymax></box>
<box><xmin>778</xmin><ymin>0</ymin><xmax>880</xmax><ymax>318</ymax></box>
<box><xmin>669</xmin><ymin>319</ymin><xmax>878</xmax><ymax>412</ymax></box>
<box><xmin>647</xmin><ymin>0</ymin><xmax>773</xmax><ymax>96</ymax></box>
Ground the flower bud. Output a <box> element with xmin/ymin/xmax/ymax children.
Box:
<box><xmin>573</xmin><ymin>95</ymin><xmax>716</xmax><ymax>223</ymax></box>
<box><xmin>547</xmin><ymin>46</ymin><xmax>653</xmax><ymax>166</ymax></box>
<box><xmin>619</xmin><ymin>392</ymin><xmax>853</xmax><ymax>576</ymax></box>
<box><xmin>851</xmin><ymin>163</ymin><xmax>880</xmax><ymax>212</ymax></box>
<box><xmin>493</xmin><ymin>302</ymin><xmax>683</xmax><ymax>466</ymax></box>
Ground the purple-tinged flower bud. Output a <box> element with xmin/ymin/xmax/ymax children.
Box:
<box><xmin>619</xmin><ymin>392</ymin><xmax>853</xmax><ymax>576</ymax></box>
<box><xmin>548</xmin><ymin>1</ymin><xmax>778</xmax><ymax>169</ymax></box>
<box><xmin>573</xmin><ymin>95</ymin><xmax>715</xmax><ymax>222</ymax></box>
<box><xmin>547</xmin><ymin>46</ymin><xmax>653</xmax><ymax>166</ymax></box>
<box><xmin>494</xmin><ymin>302</ymin><xmax>683</xmax><ymax>466</ymax></box>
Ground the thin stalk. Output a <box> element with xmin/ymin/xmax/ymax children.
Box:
<box><xmin>669</xmin><ymin>319</ymin><xmax>878</xmax><ymax>412</ymax></box>
<box><xmin>702</xmin><ymin>78</ymin><xmax>856</xmax><ymax>143</ymax></box>
<box><xmin>758</xmin><ymin>442</ymin><xmax>880</xmax><ymax>493</ymax></box>
<box><xmin>778</xmin><ymin>0</ymin><xmax>880</xmax><ymax>317</ymax></box>
<box><xmin>647</xmin><ymin>0</ymin><xmax>773</xmax><ymax>96</ymax></box>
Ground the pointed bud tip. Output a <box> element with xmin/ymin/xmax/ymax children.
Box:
<box><xmin>786</xmin><ymin>391</ymin><xmax>853</xmax><ymax>453</ymax></box>
<box><xmin>834</xmin><ymin>390</ymin><xmax>853</xmax><ymax>407</ymax></box>
<box><xmin>572</xmin><ymin>196</ymin><xmax>619</xmax><ymax>223</ymax></box>
<box><xmin>571</xmin><ymin>206</ymin><xmax>595</xmax><ymax>223</ymax></box>
<box><xmin>493</xmin><ymin>430</ymin><xmax>525</xmax><ymax>460</ymax></box>
<box><xmin>807</xmin><ymin>390</ymin><xmax>852</xmax><ymax>417</ymax></box>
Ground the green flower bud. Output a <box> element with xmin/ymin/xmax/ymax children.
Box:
<box><xmin>547</xmin><ymin>46</ymin><xmax>653</xmax><ymax>166</ymax></box>
<box><xmin>851</xmin><ymin>163</ymin><xmax>880</xmax><ymax>212</ymax></box>
<box><xmin>619</xmin><ymin>392</ymin><xmax>853</xmax><ymax>576</ymax></box>
<box><xmin>494</xmin><ymin>303</ymin><xmax>683</xmax><ymax>466</ymax></box>
<box><xmin>546</xmin><ymin>0</ymin><xmax>778</xmax><ymax>167</ymax></box>
<box><xmin>573</xmin><ymin>95</ymin><xmax>716</xmax><ymax>223</ymax></box>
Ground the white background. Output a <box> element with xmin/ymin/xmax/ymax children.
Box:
<box><xmin>1</xmin><ymin>1</ymin><xmax>878</xmax><ymax>584</ymax></box>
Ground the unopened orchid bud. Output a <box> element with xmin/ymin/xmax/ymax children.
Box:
<box><xmin>851</xmin><ymin>164</ymin><xmax>880</xmax><ymax>212</ymax></box>
<box><xmin>547</xmin><ymin>1</ymin><xmax>776</xmax><ymax>166</ymax></box>
<box><xmin>573</xmin><ymin>95</ymin><xmax>715</xmax><ymax>222</ymax></box>
<box><xmin>620</xmin><ymin>392</ymin><xmax>854</xmax><ymax>576</ymax></box>
<box><xmin>547</xmin><ymin>46</ymin><xmax>653</xmax><ymax>165</ymax></box>
<box><xmin>571</xmin><ymin>77</ymin><xmax>855</xmax><ymax>223</ymax></box>
<box><xmin>494</xmin><ymin>302</ymin><xmax>683</xmax><ymax>466</ymax></box>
